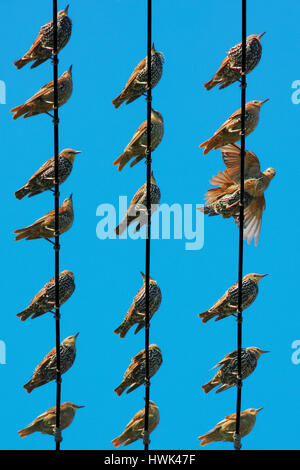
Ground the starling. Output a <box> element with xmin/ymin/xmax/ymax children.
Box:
<box><xmin>202</xmin><ymin>347</ymin><xmax>269</xmax><ymax>394</ymax></box>
<box><xmin>114</xmin><ymin>344</ymin><xmax>162</xmax><ymax>396</ymax></box>
<box><xmin>212</xmin><ymin>144</ymin><xmax>276</xmax><ymax>245</ymax></box>
<box><xmin>15</xmin><ymin>149</ymin><xmax>81</xmax><ymax>200</ymax></box>
<box><xmin>198</xmin><ymin>408</ymin><xmax>263</xmax><ymax>446</ymax></box>
<box><xmin>14</xmin><ymin>194</ymin><xmax>74</xmax><ymax>241</ymax></box>
<box><xmin>23</xmin><ymin>333</ymin><xmax>79</xmax><ymax>393</ymax></box>
<box><xmin>11</xmin><ymin>66</ymin><xmax>73</xmax><ymax>119</ymax></box>
<box><xmin>111</xmin><ymin>401</ymin><xmax>160</xmax><ymax>447</ymax></box>
<box><xmin>198</xmin><ymin>178</ymin><xmax>259</xmax><ymax>218</ymax></box>
<box><xmin>203</xmin><ymin>33</ymin><xmax>265</xmax><ymax>91</ymax></box>
<box><xmin>18</xmin><ymin>402</ymin><xmax>84</xmax><ymax>438</ymax></box>
<box><xmin>115</xmin><ymin>173</ymin><xmax>161</xmax><ymax>235</ymax></box>
<box><xmin>113</xmin><ymin>109</ymin><xmax>164</xmax><ymax>171</ymax></box>
<box><xmin>14</xmin><ymin>5</ymin><xmax>72</xmax><ymax>70</ymax></box>
<box><xmin>199</xmin><ymin>100</ymin><xmax>269</xmax><ymax>155</ymax></box>
<box><xmin>17</xmin><ymin>270</ymin><xmax>75</xmax><ymax>321</ymax></box>
<box><xmin>199</xmin><ymin>273</ymin><xmax>268</xmax><ymax>323</ymax></box>
<box><xmin>114</xmin><ymin>272</ymin><xmax>162</xmax><ymax>338</ymax></box>
<box><xmin>112</xmin><ymin>44</ymin><xmax>164</xmax><ymax>108</ymax></box>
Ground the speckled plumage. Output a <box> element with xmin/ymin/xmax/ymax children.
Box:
<box><xmin>199</xmin><ymin>273</ymin><xmax>267</xmax><ymax>323</ymax></box>
<box><xmin>18</xmin><ymin>402</ymin><xmax>84</xmax><ymax>438</ymax></box>
<box><xmin>11</xmin><ymin>66</ymin><xmax>73</xmax><ymax>119</ymax></box>
<box><xmin>111</xmin><ymin>401</ymin><xmax>160</xmax><ymax>447</ymax></box>
<box><xmin>114</xmin><ymin>345</ymin><xmax>162</xmax><ymax>396</ymax></box>
<box><xmin>115</xmin><ymin>173</ymin><xmax>161</xmax><ymax>235</ymax></box>
<box><xmin>15</xmin><ymin>149</ymin><xmax>81</xmax><ymax>200</ymax></box>
<box><xmin>199</xmin><ymin>100</ymin><xmax>269</xmax><ymax>155</ymax></box>
<box><xmin>113</xmin><ymin>109</ymin><xmax>164</xmax><ymax>171</ymax></box>
<box><xmin>24</xmin><ymin>333</ymin><xmax>79</xmax><ymax>393</ymax></box>
<box><xmin>112</xmin><ymin>44</ymin><xmax>164</xmax><ymax>108</ymax></box>
<box><xmin>14</xmin><ymin>195</ymin><xmax>74</xmax><ymax>241</ymax></box>
<box><xmin>17</xmin><ymin>270</ymin><xmax>75</xmax><ymax>321</ymax></box>
<box><xmin>14</xmin><ymin>6</ymin><xmax>72</xmax><ymax>70</ymax></box>
<box><xmin>198</xmin><ymin>408</ymin><xmax>263</xmax><ymax>446</ymax></box>
<box><xmin>202</xmin><ymin>347</ymin><xmax>269</xmax><ymax>394</ymax></box>
<box><xmin>204</xmin><ymin>33</ymin><xmax>265</xmax><ymax>90</ymax></box>
<box><xmin>114</xmin><ymin>272</ymin><xmax>162</xmax><ymax>338</ymax></box>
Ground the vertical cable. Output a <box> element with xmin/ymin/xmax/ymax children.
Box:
<box><xmin>52</xmin><ymin>0</ymin><xmax>61</xmax><ymax>451</ymax></box>
<box><xmin>234</xmin><ymin>0</ymin><xmax>247</xmax><ymax>451</ymax></box>
<box><xmin>144</xmin><ymin>0</ymin><xmax>152</xmax><ymax>452</ymax></box>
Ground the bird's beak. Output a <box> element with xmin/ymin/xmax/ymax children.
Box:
<box><xmin>75</xmin><ymin>405</ymin><xmax>85</xmax><ymax>409</ymax></box>
<box><xmin>69</xmin><ymin>193</ymin><xmax>73</xmax><ymax>199</ymax></box>
<box><xmin>68</xmin><ymin>65</ymin><xmax>73</xmax><ymax>74</ymax></box>
<box><xmin>151</xmin><ymin>43</ymin><xmax>155</xmax><ymax>51</ymax></box>
<box><xmin>74</xmin><ymin>332</ymin><xmax>80</xmax><ymax>338</ymax></box>
<box><xmin>256</xmin><ymin>407</ymin><xmax>264</xmax><ymax>412</ymax></box>
<box><xmin>74</xmin><ymin>150</ymin><xmax>82</xmax><ymax>155</ymax></box>
<box><xmin>258</xmin><ymin>32</ymin><xmax>266</xmax><ymax>39</ymax></box>
<box><xmin>261</xmin><ymin>350</ymin><xmax>270</xmax><ymax>354</ymax></box>
<box><xmin>259</xmin><ymin>274</ymin><xmax>268</xmax><ymax>278</ymax></box>
<box><xmin>260</xmin><ymin>99</ymin><xmax>269</xmax><ymax>106</ymax></box>
<box><xmin>64</xmin><ymin>4</ymin><xmax>70</xmax><ymax>14</ymax></box>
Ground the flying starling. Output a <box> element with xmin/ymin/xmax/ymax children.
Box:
<box><xmin>17</xmin><ymin>270</ymin><xmax>75</xmax><ymax>321</ymax></box>
<box><xmin>113</xmin><ymin>109</ymin><xmax>164</xmax><ymax>171</ymax></box>
<box><xmin>211</xmin><ymin>144</ymin><xmax>276</xmax><ymax>245</ymax></box>
<box><xmin>111</xmin><ymin>401</ymin><xmax>160</xmax><ymax>447</ymax></box>
<box><xmin>114</xmin><ymin>272</ymin><xmax>162</xmax><ymax>338</ymax></box>
<box><xmin>203</xmin><ymin>33</ymin><xmax>265</xmax><ymax>91</ymax></box>
<box><xmin>14</xmin><ymin>5</ymin><xmax>72</xmax><ymax>70</ymax></box>
<box><xmin>114</xmin><ymin>344</ymin><xmax>163</xmax><ymax>396</ymax></box>
<box><xmin>15</xmin><ymin>149</ymin><xmax>81</xmax><ymax>200</ymax></box>
<box><xmin>198</xmin><ymin>178</ymin><xmax>259</xmax><ymax>218</ymax></box>
<box><xmin>199</xmin><ymin>273</ymin><xmax>268</xmax><ymax>323</ymax></box>
<box><xmin>198</xmin><ymin>408</ymin><xmax>263</xmax><ymax>446</ymax></box>
<box><xmin>199</xmin><ymin>100</ymin><xmax>269</xmax><ymax>155</ymax></box>
<box><xmin>11</xmin><ymin>66</ymin><xmax>73</xmax><ymax>119</ymax></box>
<box><xmin>18</xmin><ymin>402</ymin><xmax>84</xmax><ymax>438</ymax></box>
<box><xmin>14</xmin><ymin>194</ymin><xmax>74</xmax><ymax>241</ymax></box>
<box><xmin>112</xmin><ymin>44</ymin><xmax>164</xmax><ymax>108</ymax></box>
<box><xmin>23</xmin><ymin>333</ymin><xmax>79</xmax><ymax>393</ymax></box>
<box><xmin>202</xmin><ymin>347</ymin><xmax>269</xmax><ymax>394</ymax></box>
<box><xmin>115</xmin><ymin>173</ymin><xmax>161</xmax><ymax>235</ymax></box>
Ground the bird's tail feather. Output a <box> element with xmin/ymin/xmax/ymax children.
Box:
<box><xmin>114</xmin><ymin>382</ymin><xmax>127</xmax><ymax>396</ymax></box>
<box><xmin>14</xmin><ymin>57</ymin><xmax>32</xmax><ymax>70</ymax></box>
<box><xmin>18</xmin><ymin>423</ymin><xmax>38</xmax><ymax>438</ymax></box>
<box><xmin>198</xmin><ymin>310</ymin><xmax>216</xmax><ymax>323</ymax></box>
<box><xmin>202</xmin><ymin>380</ymin><xmax>216</xmax><ymax>394</ymax></box>
<box><xmin>15</xmin><ymin>186</ymin><xmax>29</xmax><ymax>200</ymax></box>
<box><xmin>113</xmin><ymin>152</ymin><xmax>131</xmax><ymax>171</ymax></box>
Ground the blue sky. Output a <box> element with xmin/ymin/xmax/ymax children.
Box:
<box><xmin>1</xmin><ymin>0</ymin><xmax>299</xmax><ymax>450</ymax></box>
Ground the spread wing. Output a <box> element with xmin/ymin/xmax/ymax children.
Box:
<box><xmin>241</xmin><ymin>195</ymin><xmax>265</xmax><ymax>246</ymax></box>
<box><xmin>220</xmin><ymin>144</ymin><xmax>261</xmax><ymax>182</ymax></box>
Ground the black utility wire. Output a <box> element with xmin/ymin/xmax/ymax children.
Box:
<box><xmin>234</xmin><ymin>0</ymin><xmax>247</xmax><ymax>451</ymax></box>
<box><xmin>143</xmin><ymin>0</ymin><xmax>152</xmax><ymax>452</ymax></box>
<box><xmin>52</xmin><ymin>1</ymin><xmax>62</xmax><ymax>451</ymax></box>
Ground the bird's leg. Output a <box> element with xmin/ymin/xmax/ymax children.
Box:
<box><xmin>54</xmin><ymin>427</ymin><xmax>63</xmax><ymax>444</ymax></box>
<box><xmin>45</xmin><ymin>238</ymin><xmax>55</xmax><ymax>245</ymax></box>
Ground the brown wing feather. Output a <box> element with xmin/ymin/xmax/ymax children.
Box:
<box><xmin>220</xmin><ymin>144</ymin><xmax>261</xmax><ymax>182</ymax></box>
<box><xmin>242</xmin><ymin>195</ymin><xmax>265</xmax><ymax>246</ymax></box>
<box><xmin>125</xmin><ymin>57</ymin><xmax>147</xmax><ymax>88</ymax></box>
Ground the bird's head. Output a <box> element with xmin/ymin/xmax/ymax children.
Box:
<box><xmin>62</xmin><ymin>270</ymin><xmax>75</xmax><ymax>280</ymax></box>
<box><xmin>59</xmin><ymin>5</ymin><xmax>70</xmax><ymax>16</ymax></box>
<box><xmin>61</xmin><ymin>149</ymin><xmax>82</xmax><ymax>162</ymax></box>
<box><xmin>263</xmin><ymin>167</ymin><xmax>276</xmax><ymax>181</ymax></box>
<box><xmin>150</xmin><ymin>344</ymin><xmax>162</xmax><ymax>355</ymax></box>
<box><xmin>140</xmin><ymin>271</ymin><xmax>157</xmax><ymax>285</ymax></box>
<box><xmin>248</xmin><ymin>347</ymin><xmax>270</xmax><ymax>358</ymax></box>
<box><xmin>247</xmin><ymin>99</ymin><xmax>269</xmax><ymax>109</ymax></box>
<box><xmin>150</xmin><ymin>171</ymin><xmax>157</xmax><ymax>185</ymax></box>
<box><xmin>63</xmin><ymin>194</ymin><xmax>73</xmax><ymax>208</ymax></box>
<box><xmin>151</xmin><ymin>109</ymin><xmax>163</xmax><ymax>123</ymax></box>
<box><xmin>62</xmin><ymin>65</ymin><xmax>73</xmax><ymax>80</ymax></box>
<box><xmin>246</xmin><ymin>273</ymin><xmax>268</xmax><ymax>283</ymax></box>
<box><xmin>62</xmin><ymin>332</ymin><xmax>79</xmax><ymax>348</ymax></box>
<box><xmin>67</xmin><ymin>403</ymin><xmax>85</xmax><ymax>410</ymax></box>
<box><xmin>246</xmin><ymin>407</ymin><xmax>263</xmax><ymax>416</ymax></box>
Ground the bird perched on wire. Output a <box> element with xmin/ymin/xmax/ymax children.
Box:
<box><xmin>23</xmin><ymin>333</ymin><xmax>79</xmax><ymax>393</ymax></box>
<box><xmin>112</xmin><ymin>44</ymin><xmax>164</xmax><ymax>108</ymax></box>
<box><xmin>198</xmin><ymin>177</ymin><xmax>259</xmax><ymax>219</ymax></box>
<box><xmin>15</xmin><ymin>149</ymin><xmax>81</xmax><ymax>200</ymax></box>
<box><xmin>14</xmin><ymin>5</ymin><xmax>72</xmax><ymax>70</ymax></box>
<box><xmin>111</xmin><ymin>401</ymin><xmax>159</xmax><ymax>447</ymax></box>
<box><xmin>18</xmin><ymin>402</ymin><xmax>84</xmax><ymax>438</ymax></box>
<box><xmin>14</xmin><ymin>194</ymin><xmax>74</xmax><ymax>242</ymax></box>
<box><xmin>199</xmin><ymin>273</ymin><xmax>267</xmax><ymax>323</ymax></box>
<box><xmin>209</xmin><ymin>143</ymin><xmax>276</xmax><ymax>245</ymax></box>
<box><xmin>17</xmin><ymin>270</ymin><xmax>75</xmax><ymax>321</ymax></box>
<box><xmin>202</xmin><ymin>347</ymin><xmax>269</xmax><ymax>394</ymax></box>
<box><xmin>114</xmin><ymin>344</ymin><xmax>162</xmax><ymax>396</ymax></box>
<box><xmin>198</xmin><ymin>408</ymin><xmax>263</xmax><ymax>446</ymax></box>
<box><xmin>114</xmin><ymin>272</ymin><xmax>162</xmax><ymax>338</ymax></box>
<box><xmin>115</xmin><ymin>173</ymin><xmax>161</xmax><ymax>235</ymax></box>
<box><xmin>199</xmin><ymin>100</ymin><xmax>268</xmax><ymax>155</ymax></box>
<box><xmin>203</xmin><ymin>33</ymin><xmax>265</xmax><ymax>91</ymax></box>
<box><xmin>113</xmin><ymin>109</ymin><xmax>164</xmax><ymax>171</ymax></box>
<box><xmin>11</xmin><ymin>66</ymin><xmax>73</xmax><ymax>119</ymax></box>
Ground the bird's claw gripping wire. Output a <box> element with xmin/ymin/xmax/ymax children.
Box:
<box><xmin>233</xmin><ymin>433</ymin><xmax>242</xmax><ymax>450</ymax></box>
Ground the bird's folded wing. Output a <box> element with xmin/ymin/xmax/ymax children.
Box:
<box><xmin>129</xmin><ymin>184</ymin><xmax>146</xmax><ymax>208</ymax></box>
<box><xmin>128</xmin><ymin>121</ymin><xmax>147</xmax><ymax>148</ymax></box>
<box><xmin>125</xmin><ymin>57</ymin><xmax>147</xmax><ymax>88</ymax></box>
